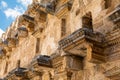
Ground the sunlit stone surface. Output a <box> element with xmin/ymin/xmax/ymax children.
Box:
<box><xmin>0</xmin><ymin>0</ymin><xmax>120</xmax><ymax>80</ymax></box>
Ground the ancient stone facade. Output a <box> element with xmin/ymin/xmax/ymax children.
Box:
<box><xmin>0</xmin><ymin>0</ymin><xmax>120</xmax><ymax>80</ymax></box>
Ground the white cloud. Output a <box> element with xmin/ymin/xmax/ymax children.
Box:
<box><xmin>0</xmin><ymin>29</ymin><xmax>4</xmax><ymax>38</ymax></box>
<box><xmin>4</xmin><ymin>6</ymin><xmax>24</xmax><ymax>19</ymax></box>
<box><xmin>17</xmin><ymin>0</ymin><xmax>32</xmax><ymax>7</ymax></box>
<box><xmin>0</xmin><ymin>1</ymin><xmax>8</xmax><ymax>9</ymax></box>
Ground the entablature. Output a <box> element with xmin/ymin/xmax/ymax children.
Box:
<box><xmin>51</xmin><ymin>52</ymin><xmax>83</xmax><ymax>74</ymax></box>
<box><xmin>31</xmin><ymin>55</ymin><xmax>52</xmax><ymax>71</ymax></box>
<box><xmin>17</xmin><ymin>27</ymin><xmax>28</xmax><ymax>38</ymax></box>
<box><xmin>4</xmin><ymin>67</ymin><xmax>29</xmax><ymax>80</ymax></box>
<box><xmin>104</xmin><ymin>5</ymin><xmax>120</xmax><ymax>62</ymax></box>
<box><xmin>26</xmin><ymin>3</ymin><xmax>48</xmax><ymax>23</ymax></box>
<box><xmin>104</xmin><ymin>66</ymin><xmax>120</xmax><ymax>80</ymax></box>
<box><xmin>109</xmin><ymin>5</ymin><xmax>120</xmax><ymax>24</ymax></box>
<box><xmin>35</xmin><ymin>9</ymin><xmax>47</xmax><ymax>23</ymax></box>
<box><xmin>19</xmin><ymin>14</ymin><xmax>35</xmax><ymax>32</ymax></box>
<box><xmin>55</xmin><ymin>0</ymin><xmax>73</xmax><ymax>18</ymax></box>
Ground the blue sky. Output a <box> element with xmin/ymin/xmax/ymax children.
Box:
<box><xmin>0</xmin><ymin>0</ymin><xmax>32</xmax><ymax>31</ymax></box>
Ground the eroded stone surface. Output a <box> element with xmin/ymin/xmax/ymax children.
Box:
<box><xmin>0</xmin><ymin>0</ymin><xmax>120</xmax><ymax>80</ymax></box>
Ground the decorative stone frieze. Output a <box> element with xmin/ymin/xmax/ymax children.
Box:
<box><xmin>59</xmin><ymin>28</ymin><xmax>104</xmax><ymax>50</ymax></box>
<box><xmin>104</xmin><ymin>66</ymin><xmax>120</xmax><ymax>80</ymax></box>
<box><xmin>104</xmin><ymin>20</ymin><xmax>120</xmax><ymax>61</ymax></box>
<box><xmin>109</xmin><ymin>5</ymin><xmax>120</xmax><ymax>24</ymax></box>
<box><xmin>22</xmin><ymin>14</ymin><xmax>34</xmax><ymax>23</ymax></box>
<box><xmin>55</xmin><ymin>0</ymin><xmax>73</xmax><ymax>18</ymax></box>
<box><xmin>0</xmin><ymin>0</ymin><xmax>120</xmax><ymax>80</ymax></box>
<box><xmin>1</xmin><ymin>38</ymin><xmax>18</xmax><ymax>53</ymax></box>
<box><xmin>51</xmin><ymin>52</ymin><xmax>81</xmax><ymax>80</ymax></box>
<box><xmin>59</xmin><ymin>27</ymin><xmax>105</xmax><ymax>64</ymax></box>
<box><xmin>35</xmin><ymin>9</ymin><xmax>47</xmax><ymax>23</ymax></box>
<box><xmin>51</xmin><ymin>52</ymin><xmax>83</xmax><ymax>75</ymax></box>
<box><xmin>27</xmin><ymin>3</ymin><xmax>47</xmax><ymax>23</ymax></box>
<box><xmin>90</xmin><ymin>45</ymin><xmax>106</xmax><ymax>64</ymax></box>
<box><xmin>30</xmin><ymin>0</ymin><xmax>55</xmax><ymax>15</ymax></box>
<box><xmin>31</xmin><ymin>55</ymin><xmax>52</xmax><ymax>71</ymax></box>
<box><xmin>27</xmin><ymin>70</ymin><xmax>43</xmax><ymax>79</ymax></box>
<box><xmin>27</xmin><ymin>55</ymin><xmax>53</xmax><ymax>79</ymax></box>
<box><xmin>26</xmin><ymin>3</ymin><xmax>39</xmax><ymax>16</ymax></box>
<box><xmin>46</xmin><ymin>1</ymin><xmax>56</xmax><ymax>15</ymax></box>
<box><xmin>17</xmin><ymin>27</ymin><xmax>28</xmax><ymax>38</ymax></box>
<box><xmin>4</xmin><ymin>67</ymin><xmax>29</xmax><ymax>80</ymax></box>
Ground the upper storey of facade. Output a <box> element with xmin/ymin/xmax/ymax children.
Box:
<box><xmin>0</xmin><ymin>0</ymin><xmax>120</xmax><ymax>79</ymax></box>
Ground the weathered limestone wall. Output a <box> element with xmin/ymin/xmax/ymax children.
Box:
<box><xmin>0</xmin><ymin>0</ymin><xmax>120</xmax><ymax>80</ymax></box>
<box><xmin>0</xmin><ymin>36</ymin><xmax>36</xmax><ymax>78</ymax></box>
<box><xmin>40</xmin><ymin>15</ymin><xmax>61</xmax><ymax>55</ymax></box>
<box><xmin>8</xmin><ymin>36</ymin><xmax>36</xmax><ymax>68</ymax></box>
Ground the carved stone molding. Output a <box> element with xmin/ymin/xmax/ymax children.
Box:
<box><xmin>17</xmin><ymin>27</ymin><xmax>28</xmax><ymax>38</ymax></box>
<box><xmin>27</xmin><ymin>70</ymin><xmax>43</xmax><ymax>79</ymax></box>
<box><xmin>59</xmin><ymin>27</ymin><xmax>105</xmax><ymax>64</ymax></box>
<box><xmin>104</xmin><ymin>66</ymin><xmax>120</xmax><ymax>80</ymax></box>
<box><xmin>109</xmin><ymin>5</ymin><xmax>120</xmax><ymax>24</ymax></box>
<box><xmin>46</xmin><ymin>1</ymin><xmax>56</xmax><ymax>15</ymax></box>
<box><xmin>52</xmin><ymin>52</ymin><xmax>83</xmax><ymax>75</ymax></box>
<box><xmin>19</xmin><ymin>14</ymin><xmax>35</xmax><ymax>32</ymax></box>
<box><xmin>59</xmin><ymin>28</ymin><xmax>104</xmax><ymax>49</ymax></box>
<box><xmin>55</xmin><ymin>0</ymin><xmax>73</xmax><ymax>18</ymax></box>
<box><xmin>4</xmin><ymin>67</ymin><xmax>29</xmax><ymax>80</ymax></box>
<box><xmin>27</xmin><ymin>3</ymin><xmax>47</xmax><ymax>23</ymax></box>
<box><xmin>105</xmin><ymin>27</ymin><xmax>120</xmax><ymax>61</ymax></box>
<box><xmin>35</xmin><ymin>9</ymin><xmax>47</xmax><ymax>23</ymax></box>
<box><xmin>31</xmin><ymin>55</ymin><xmax>52</xmax><ymax>72</ymax></box>
<box><xmin>52</xmin><ymin>54</ymin><xmax>65</xmax><ymax>74</ymax></box>
<box><xmin>22</xmin><ymin>14</ymin><xmax>34</xmax><ymax>23</ymax></box>
<box><xmin>28</xmin><ymin>55</ymin><xmax>53</xmax><ymax>79</ymax></box>
<box><xmin>26</xmin><ymin>3</ymin><xmax>40</xmax><ymax>16</ymax></box>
